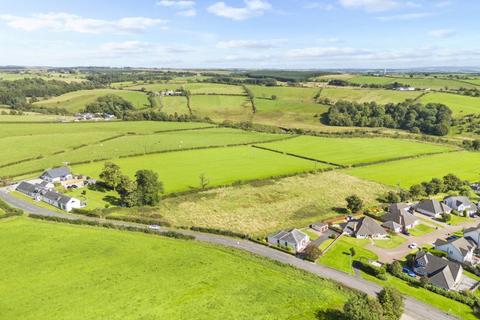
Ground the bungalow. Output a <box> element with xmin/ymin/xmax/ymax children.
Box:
<box><xmin>40</xmin><ymin>167</ymin><xmax>72</xmax><ymax>183</ymax></box>
<box><xmin>381</xmin><ymin>203</ymin><xmax>419</xmax><ymax>233</ymax></box>
<box><xmin>443</xmin><ymin>196</ymin><xmax>478</xmax><ymax>216</ymax></box>
<box><xmin>464</xmin><ymin>225</ymin><xmax>480</xmax><ymax>247</ymax></box>
<box><xmin>415</xmin><ymin>199</ymin><xmax>452</xmax><ymax>218</ymax></box>
<box><xmin>413</xmin><ymin>251</ymin><xmax>463</xmax><ymax>291</ymax></box>
<box><xmin>310</xmin><ymin>222</ymin><xmax>329</xmax><ymax>233</ymax></box>
<box><xmin>16</xmin><ymin>181</ymin><xmax>84</xmax><ymax>212</ymax></box>
<box><xmin>344</xmin><ymin>216</ymin><xmax>388</xmax><ymax>239</ymax></box>
<box><xmin>435</xmin><ymin>237</ymin><xmax>476</xmax><ymax>265</ymax></box>
<box><xmin>267</xmin><ymin>229</ymin><xmax>310</xmax><ymax>253</ymax></box>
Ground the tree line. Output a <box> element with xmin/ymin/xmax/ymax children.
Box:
<box><xmin>325</xmin><ymin>100</ymin><xmax>452</xmax><ymax>136</ymax></box>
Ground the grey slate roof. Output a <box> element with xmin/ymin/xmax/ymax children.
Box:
<box><xmin>41</xmin><ymin>167</ymin><xmax>71</xmax><ymax>179</ymax></box>
<box><xmin>16</xmin><ymin>181</ymin><xmax>38</xmax><ymax>194</ymax></box>
<box><xmin>435</xmin><ymin>237</ymin><xmax>475</xmax><ymax>257</ymax></box>
<box><xmin>414</xmin><ymin>251</ymin><xmax>462</xmax><ymax>290</ymax></box>
<box><xmin>270</xmin><ymin>229</ymin><xmax>308</xmax><ymax>246</ymax></box>
<box><xmin>382</xmin><ymin>220</ymin><xmax>402</xmax><ymax>230</ymax></box>
<box><xmin>382</xmin><ymin>203</ymin><xmax>418</xmax><ymax>228</ymax></box>
<box><xmin>346</xmin><ymin>216</ymin><xmax>387</xmax><ymax>237</ymax></box>
<box><xmin>416</xmin><ymin>199</ymin><xmax>451</xmax><ymax>215</ymax></box>
<box><xmin>42</xmin><ymin>189</ymin><xmax>73</xmax><ymax>205</ymax></box>
<box><xmin>444</xmin><ymin>196</ymin><xmax>476</xmax><ymax>209</ymax></box>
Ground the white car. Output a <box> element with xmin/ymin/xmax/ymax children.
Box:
<box><xmin>408</xmin><ymin>243</ymin><xmax>418</xmax><ymax>249</ymax></box>
<box><xmin>148</xmin><ymin>225</ymin><xmax>161</xmax><ymax>231</ymax></box>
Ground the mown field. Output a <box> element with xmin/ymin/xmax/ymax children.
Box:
<box><xmin>0</xmin><ymin>71</ymin><xmax>86</xmax><ymax>82</ymax></box>
<box><xmin>420</xmin><ymin>92</ymin><xmax>480</xmax><ymax>116</ymax></box>
<box><xmin>247</xmin><ymin>85</ymin><xmax>319</xmax><ymax>102</ymax></box>
<box><xmin>345</xmin><ymin>151</ymin><xmax>480</xmax><ymax>187</ymax></box>
<box><xmin>0</xmin><ymin>108</ymin><xmax>73</xmax><ymax>122</ymax></box>
<box><xmin>320</xmin><ymin>87</ymin><xmax>421</xmax><ymax>104</ymax></box>
<box><xmin>0</xmin><ymin>128</ymin><xmax>288</xmax><ymax>178</ymax></box>
<box><xmin>33</xmin><ymin>89</ymin><xmax>151</xmax><ymax>112</ymax></box>
<box><xmin>125</xmin><ymin>82</ymin><xmax>245</xmax><ymax>95</ymax></box>
<box><xmin>191</xmin><ymin>95</ymin><xmax>252</xmax><ymax>121</ymax></box>
<box><xmin>73</xmin><ymin>146</ymin><xmax>326</xmax><ymax>194</ymax></box>
<box><xmin>348</xmin><ymin>75</ymin><xmax>479</xmax><ymax>90</ymax></box>
<box><xmin>258</xmin><ymin>136</ymin><xmax>455</xmax><ymax>166</ymax></box>
<box><xmin>157</xmin><ymin>96</ymin><xmax>189</xmax><ymax>115</ymax></box>
<box><xmin>0</xmin><ymin>218</ymin><xmax>353</xmax><ymax>320</ymax></box>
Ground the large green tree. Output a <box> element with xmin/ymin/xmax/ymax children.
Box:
<box><xmin>116</xmin><ymin>175</ymin><xmax>138</xmax><ymax>208</ymax></box>
<box><xmin>135</xmin><ymin>170</ymin><xmax>163</xmax><ymax>206</ymax></box>
<box><xmin>346</xmin><ymin>195</ymin><xmax>363</xmax><ymax>213</ymax></box>
<box><xmin>343</xmin><ymin>294</ymin><xmax>384</xmax><ymax>320</ymax></box>
<box><xmin>99</xmin><ymin>162</ymin><xmax>123</xmax><ymax>189</ymax></box>
<box><xmin>378</xmin><ymin>287</ymin><xmax>404</xmax><ymax>320</ymax></box>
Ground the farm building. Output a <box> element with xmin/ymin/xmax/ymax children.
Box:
<box><xmin>415</xmin><ymin>199</ymin><xmax>452</xmax><ymax>218</ymax></box>
<box><xmin>435</xmin><ymin>237</ymin><xmax>477</xmax><ymax>265</ymax></box>
<box><xmin>413</xmin><ymin>251</ymin><xmax>463</xmax><ymax>291</ymax></box>
<box><xmin>40</xmin><ymin>167</ymin><xmax>73</xmax><ymax>183</ymax></box>
<box><xmin>443</xmin><ymin>196</ymin><xmax>478</xmax><ymax>216</ymax></box>
<box><xmin>381</xmin><ymin>203</ymin><xmax>418</xmax><ymax>233</ymax></box>
<box><xmin>343</xmin><ymin>216</ymin><xmax>387</xmax><ymax>239</ymax></box>
<box><xmin>310</xmin><ymin>222</ymin><xmax>329</xmax><ymax>233</ymax></box>
<box><xmin>267</xmin><ymin>229</ymin><xmax>310</xmax><ymax>253</ymax></box>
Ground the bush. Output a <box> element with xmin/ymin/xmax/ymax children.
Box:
<box><xmin>302</xmin><ymin>244</ymin><xmax>322</xmax><ymax>262</ymax></box>
<box><xmin>0</xmin><ymin>198</ymin><xmax>23</xmax><ymax>218</ymax></box>
<box><xmin>356</xmin><ymin>260</ymin><xmax>387</xmax><ymax>280</ymax></box>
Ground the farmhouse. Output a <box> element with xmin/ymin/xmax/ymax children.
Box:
<box><xmin>435</xmin><ymin>237</ymin><xmax>476</xmax><ymax>265</ymax></box>
<box><xmin>40</xmin><ymin>167</ymin><xmax>72</xmax><ymax>183</ymax></box>
<box><xmin>443</xmin><ymin>196</ymin><xmax>478</xmax><ymax>216</ymax></box>
<box><xmin>413</xmin><ymin>251</ymin><xmax>463</xmax><ymax>291</ymax></box>
<box><xmin>464</xmin><ymin>225</ymin><xmax>480</xmax><ymax>247</ymax></box>
<box><xmin>16</xmin><ymin>181</ymin><xmax>84</xmax><ymax>212</ymax></box>
<box><xmin>267</xmin><ymin>229</ymin><xmax>310</xmax><ymax>253</ymax></box>
<box><xmin>344</xmin><ymin>216</ymin><xmax>387</xmax><ymax>239</ymax></box>
<box><xmin>381</xmin><ymin>203</ymin><xmax>418</xmax><ymax>233</ymax></box>
<box><xmin>415</xmin><ymin>199</ymin><xmax>452</xmax><ymax>218</ymax></box>
<box><xmin>310</xmin><ymin>222</ymin><xmax>329</xmax><ymax>233</ymax></box>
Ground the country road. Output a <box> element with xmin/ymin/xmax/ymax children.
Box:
<box><xmin>0</xmin><ymin>190</ymin><xmax>459</xmax><ymax>320</ymax></box>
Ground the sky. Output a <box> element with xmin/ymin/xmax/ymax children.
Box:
<box><xmin>0</xmin><ymin>0</ymin><xmax>479</xmax><ymax>69</ymax></box>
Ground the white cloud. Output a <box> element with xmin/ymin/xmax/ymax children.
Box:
<box><xmin>338</xmin><ymin>0</ymin><xmax>413</xmax><ymax>12</ymax></box>
<box><xmin>157</xmin><ymin>0</ymin><xmax>197</xmax><ymax>16</ymax></box>
<box><xmin>0</xmin><ymin>12</ymin><xmax>165</xmax><ymax>33</ymax></box>
<box><xmin>377</xmin><ymin>12</ymin><xmax>431</xmax><ymax>21</ymax></box>
<box><xmin>98</xmin><ymin>41</ymin><xmax>153</xmax><ymax>56</ymax></box>
<box><xmin>216</xmin><ymin>39</ymin><xmax>286</xmax><ymax>49</ymax></box>
<box><xmin>304</xmin><ymin>2</ymin><xmax>335</xmax><ymax>10</ymax></box>
<box><xmin>207</xmin><ymin>0</ymin><xmax>271</xmax><ymax>20</ymax></box>
<box><xmin>428</xmin><ymin>29</ymin><xmax>455</xmax><ymax>38</ymax></box>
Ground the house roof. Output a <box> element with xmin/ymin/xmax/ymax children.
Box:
<box><xmin>354</xmin><ymin>216</ymin><xmax>387</xmax><ymax>237</ymax></box>
<box><xmin>436</xmin><ymin>237</ymin><xmax>475</xmax><ymax>257</ymax></box>
<box><xmin>270</xmin><ymin>229</ymin><xmax>308</xmax><ymax>246</ymax></box>
<box><xmin>382</xmin><ymin>203</ymin><xmax>418</xmax><ymax>227</ymax></box>
<box><xmin>414</xmin><ymin>251</ymin><xmax>461</xmax><ymax>290</ymax></box>
<box><xmin>464</xmin><ymin>224</ymin><xmax>480</xmax><ymax>234</ymax></box>
<box><xmin>416</xmin><ymin>199</ymin><xmax>451</xmax><ymax>215</ymax></box>
<box><xmin>16</xmin><ymin>181</ymin><xmax>37</xmax><ymax>194</ymax></box>
<box><xmin>41</xmin><ymin>167</ymin><xmax>71</xmax><ymax>179</ymax></box>
<box><xmin>311</xmin><ymin>222</ymin><xmax>328</xmax><ymax>228</ymax></box>
<box><xmin>382</xmin><ymin>220</ymin><xmax>402</xmax><ymax>230</ymax></box>
<box><xmin>42</xmin><ymin>190</ymin><xmax>73</xmax><ymax>205</ymax></box>
<box><xmin>445</xmin><ymin>196</ymin><xmax>475</xmax><ymax>209</ymax></box>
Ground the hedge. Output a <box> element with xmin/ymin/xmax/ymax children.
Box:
<box><xmin>189</xmin><ymin>226</ymin><xmax>249</xmax><ymax>239</ymax></box>
<box><xmin>355</xmin><ymin>259</ymin><xmax>387</xmax><ymax>280</ymax></box>
<box><xmin>0</xmin><ymin>198</ymin><xmax>23</xmax><ymax>218</ymax></box>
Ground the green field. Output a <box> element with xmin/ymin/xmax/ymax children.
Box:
<box><xmin>126</xmin><ymin>82</ymin><xmax>245</xmax><ymax>95</ymax></box>
<box><xmin>0</xmin><ymin>71</ymin><xmax>85</xmax><ymax>82</ymax></box>
<box><xmin>0</xmin><ymin>127</ymin><xmax>286</xmax><ymax>178</ymax></box>
<box><xmin>0</xmin><ymin>112</ymin><xmax>73</xmax><ymax>122</ymax></box>
<box><xmin>258</xmin><ymin>136</ymin><xmax>455</xmax><ymax>166</ymax></box>
<box><xmin>247</xmin><ymin>85</ymin><xmax>319</xmax><ymax>102</ymax></box>
<box><xmin>191</xmin><ymin>95</ymin><xmax>252</xmax><ymax>121</ymax></box>
<box><xmin>348</xmin><ymin>75</ymin><xmax>478</xmax><ymax>90</ymax></box>
<box><xmin>420</xmin><ymin>92</ymin><xmax>480</xmax><ymax>116</ymax></box>
<box><xmin>157</xmin><ymin>96</ymin><xmax>189</xmax><ymax>115</ymax></box>
<box><xmin>34</xmin><ymin>89</ymin><xmax>151</xmax><ymax>112</ymax></box>
<box><xmin>0</xmin><ymin>218</ymin><xmax>352</xmax><ymax>320</ymax></box>
<box><xmin>345</xmin><ymin>151</ymin><xmax>480</xmax><ymax>187</ymax></box>
<box><xmin>73</xmin><ymin>146</ymin><xmax>325</xmax><ymax>194</ymax></box>
<box><xmin>320</xmin><ymin>87</ymin><xmax>420</xmax><ymax>104</ymax></box>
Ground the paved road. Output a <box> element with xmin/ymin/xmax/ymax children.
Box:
<box><xmin>0</xmin><ymin>191</ymin><xmax>458</xmax><ymax>320</ymax></box>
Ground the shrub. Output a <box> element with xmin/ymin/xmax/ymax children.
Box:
<box><xmin>356</xmin><ymin>260</ymin><xmax>387</xmax><ymax>280</ymax></box>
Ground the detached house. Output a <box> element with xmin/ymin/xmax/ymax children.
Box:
<box><xmin>413</xmin><ymin>251</ymin><xmax>463</xmax><ymax>291</ymax></box>
<box><xmin>40</xmin><ymin>167</ymin><xmax>72</xmax><ymax>183</ymax></box>
<box><xmin>443</xmin><ymin>196</ymin><xmax>478</xmax><ymax>216</ymax></box>
<box><xmin>435</xmin><ymin>237</ymin><xmax>476</xmax><ymax>265</ymax></box>
<box><xmin>415</xmin><ymin>199</ymin><xmax>452</xmax><ymax>218</ymax></box>
<box><xmin>268</xmin><ymin>229</ymin><xmax>310</xmax><ymax>253</ymax></box>
<box><xmin>381</xmin><ymin>203</ymin><xmax>419</xmax><ymax>233</ymax></box>
<box><xmin>344</xmin><ymin>216</ymin><xmax>387</xmax><ymax>239</ymax></box>
<box><xmin>16</xmin><ymin>181</ymin><xmax>84</xmax><ymax>212</ymax></box>
<box><xmin>464</xmin><ymin>225</ymin><xmax>480</xmax><ymax>247</ymax></box>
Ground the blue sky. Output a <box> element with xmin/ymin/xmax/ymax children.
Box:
<box><xmin>0</xmin><ymin>0</ymin><xmax>478</xmax><ymax>68</ymax></box>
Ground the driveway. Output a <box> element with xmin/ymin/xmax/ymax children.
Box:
<box><xmin>0</xmin><ymin>190</ymin><xmax>458</xmax><ymax>320</ymax></box>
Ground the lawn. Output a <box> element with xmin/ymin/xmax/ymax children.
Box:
<box><xmin>0</xmin><ymin>217</ymin><xmax>353</xmax><ymax>320</ymax></box>
<box><xmin>33</xmin><ymin>89</ymin><xmax>151</xmax><ymax>112</ymax></box>
<box><xmin>320</xmin><ymin>87</ymin><xmax>420</xmax><ymax>104</ymax></box>
<box><xmin>190</xmin><ymin>95</ymin><xmax>252</xmax><ymax>121</ymax></box>
<box><xmin>409</xmin><ymin>223</ymin><xmax>436</xmax><ymax>236</ymax></box>
<box><xmin>258</xmin><ymin>136</ymin><xmax>455</xmax><ymax>166</ymax></box>
<box><xmin>373</xmin><ymin>234</ymin><xmax>406</xmax><ymax>249</ymax></box>
<box><xmin>420</xmin><ymin>92</ymin><xmax>480</xmax><ymax>117</ymax></box>
<box><xmin>92</xmin><ymin>171</ymin><xmax>391</xmax><ymax>235</ymax></box>
<box><xmin>318</xmin><ymin>236</ymin><xmax>377</xmax><ymax>274</ymax></box>
<box><xmin>344</xmin><ymin>151</ymin><xmax>480</xmax><ymax>187</ymax></box>
<box><xmin>301</xmin><ymin>228</ymin><xmax>320</xmax><ymax>240</ymax></box>
<box><xmin>446</xmin><ymin>214</ymin><xmax>472</xmax><ymax>226</ymax></box>
<box><xmin>0</xmin><ymin>128</ymin><xmax>287</xmax><ymax>178</ymax></box>
<box><xmin>361</xmin><ymin>272</ymin><xmax>477</xmax><ymax>320</ymax></box>
<box><xmin>73</xmin><ymin>146</ymin><xmax>326</xmax><ymax>194</ymax></box>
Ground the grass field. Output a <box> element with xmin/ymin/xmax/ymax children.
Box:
<box><xmin>318</xmin><ymin>236</ymin><xmax>377</xmax><ymax>274</ymax></box>
<box><xmin>0</xmin><ymin>127</ymin><xmax>286</xmax><ymax>178</ymax></box>
<box><xmin>126</xmin><ymin>82</ymin><xmax>245</xmax><ymax>95</ymax></box>
<box><xmin>0</xmin><ymin>71</ymin><xmax>85</xmax><ymax>82</ymax></box>
<box><xmin>344</xmin><ymin>151</ymin><xmax>480</xmax><ymax>187</ymax></box>
<box><xmin>348</xmin><ymin>76</ymin><xmax>478</xmax><ymax>90</ymax></box>
<box><xmin>73</xmin><ymin>146</ymin><xmax>326</xmax><ymax>194</ymax></box>
<box><xmin>258</xmin><ymin>136</ymin><xmax>455</xmax><ymax>166</ymax></box>
<box><xmin>157</xmin><ymin>96</ymin><xmax>189</xmax><ymax>115</ymax></box>
<box><xmin>320</xmin><ymin>87</ymin><xmax>420</xmax><ymax>104</ymax></box>
<box><xmin>191</xmin><ymin>95</ymin><xmax>252</xmax><ymax>121</ymax></box>
<box><xmin>247</xmin><ymin>85</ymin><xmax>319</xmax><ymax>102</ymax></box>
<box><xmin>33</xmin><ymin>89</ymin><xmax>151</xmax><ymax>112</ymax></box>
<box><xmin>0</xmin><ymin>113</ymin><xmax>73</xmax><ymax>122</ymax></box>
<box><xmin>149</xmin><ymin>171</ymin><xmax>391</xmax><ymax>235</ymax></box>
<box><xmin>0</xmin><ymin>218</ymin><xmax>353</xmax><ymax>320</ymax></box>
<box><xmin>420</xmin><ymin>92</ymin><xmax>480</xmax><ymax>117</ymax></box>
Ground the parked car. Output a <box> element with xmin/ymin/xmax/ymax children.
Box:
<box><xmin>403</xmin><ymin>231</ymin><xmax>411</xmax><ymax>236</ymax></box>
<box><xmin>148</xmin><ymin>225</ymin><xmax>161</xmax><ymax>231</ymax></box>
<box><xmin>402</xmin><ymin>267</ymin><xmax>416</xmax><ymax>277</ymax></box>
<box><xmin>408</xmin><ymin>243</ymin><xmax>417</xmax><ymax>249</ymax></box>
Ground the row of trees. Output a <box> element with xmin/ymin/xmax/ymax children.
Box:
<box><xmin>84</xmin><ymin>95</ymin><xmax>135</xmax><ymax>118</ymax></box>
<box><xmin>325</xmin><ymin>100</ymin><xmax>452</xmax><ymax>136</ymax></box>
<box><xmin>99</xmin><ymin>162</ymin><xmax>163</xmax><ymax>207</ymax></box>
<box><xmin>327</xmin><ymin>79</ymin><xmax>413</xmax><ymax>90</ymax></box>
<box><xmin>343</xmin><ymin>287</ymin><xmax>404</xmax><ymax>320</ymax></box>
